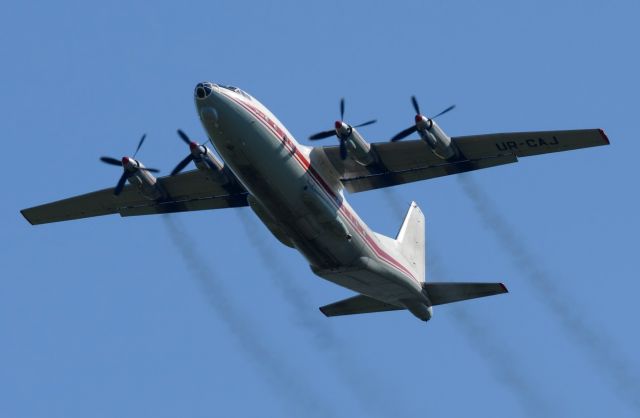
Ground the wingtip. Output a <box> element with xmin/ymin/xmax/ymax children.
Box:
<box><xmin>598</xmin><ymin>128</ymin><xmax>610</xmax><ymax>145</ymax></box>
<box><xmin>318</xmin><ymin>307</ymin><xmax>330</xmax><ymax>318</ymax></box>
<box><xmin>499</xmin><ymin>283</ymin><xmax>509</xmax><ymax>293</ymax></box>
<box><xmin>20</xmin><ymin>209</ymin><xmax>36</xmax><ymax>226</ymax></box>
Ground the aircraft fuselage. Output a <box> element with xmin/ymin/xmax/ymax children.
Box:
<box><xmin>195</xmin><ymin>83</ymin><xmax>428</xmax><ymax>311</ymax></box>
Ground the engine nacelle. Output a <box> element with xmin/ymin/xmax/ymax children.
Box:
<box><xmin>344</xmin><ymin>127</ymin><xmax>377</xmax><ymax>166</ymax></box>
<box><xmin>123</xmin><ymin>158</ymin><xmax>166</xmax><ymax>200</ymax></box>
<box><xmin>418</xmin><ymin>119</ymin><xmax>457</xmax><ymax>160</ymax></box>
<box><xmin>195</xmin><ymin>146</ymin><xmax>233</xmax><ymax>185</ymax></box>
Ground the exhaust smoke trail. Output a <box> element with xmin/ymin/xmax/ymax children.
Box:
<box><xmin>457</xmin><ymin>174</ymin><xmax>640</xmax><ymax>412</ymax></box>
<box><xmin>235</xmin><ymin>209</ymin><xmax>409</xmax><ymax>418</ymax></box>
<box><xmin>383</xmin><ymin>188</ymin><xmax>553</xmax><ymax>417</ymax></box>
<box><xmin>162</xmin><ymin>215</ymin><xmax>335</xmax><ymax>418</ymax></box>
<box><xmin>429</xmin><ymin>252</ymin><xmax>553</xmax><ymax>417</ymax></box>
<box><xmin>235</xmin><ymin>209</ymin><xmax>332</xmax><ymax>346</ymax></box>
<box><xmin>449</xmin><ymin>307</ymin><xmax>551</xmax><ymax>416</ymax></box>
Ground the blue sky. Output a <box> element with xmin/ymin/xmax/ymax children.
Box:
<box><xmin>2</xmin><ymin>1</ymin><xmax>639</xmax><ymax>417</ymax></box>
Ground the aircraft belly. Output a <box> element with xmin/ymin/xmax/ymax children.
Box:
<box><xmin>199</xmin><ymin>94</ymin><xmax>420</xmax><ymax>300</ymax></box>
<box><xmin>206</xmin><ymin>111</ymin><xmax>352</xmax><ymax>268</ymax></box>
<box><xmin>311</xmin><ymin>257</ymin><xmax>418</xmax><ymax>304</ymax></box>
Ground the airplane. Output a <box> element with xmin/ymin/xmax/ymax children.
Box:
<box><xmin>20</xmin><ymin>82</ymin><xmax>610</xmax><ymax>322</ymax></box>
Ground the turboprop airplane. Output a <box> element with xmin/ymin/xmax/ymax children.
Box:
<box><xmin>20</xmin><ymin>82</ymin><xmax>610</xmax><ymax>322</ymax></box>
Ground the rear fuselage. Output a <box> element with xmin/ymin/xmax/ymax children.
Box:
<box><xmin>195</xmin><ymin>83</ymin><xmax>428</xmax><ymax>311</ymax></box>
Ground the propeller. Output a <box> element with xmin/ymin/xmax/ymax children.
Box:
<box><xmin>100</xmin><ymin>156</ymin><xmax>123</xmax><ymax>166</ymax></box>
<box><xmin>113</xmin><ymin>171</ymin><xmax>132</xmax><ymax>196</ymax></box>
<box><xmin>390</xmin><ymin>96</ymin><xmax>456</xmax><ymax>142</ymax></box>
<box><xmin>99</xmin><ymin>133</ymin><xmax>159</xmax><ymax>195</ymax></box>
<box><xmin>308</xmin><ymin>98</ymin><xmax>376</xmax><ymax>159</ymax></box>
<box><xmin>171</xmin><ymin>129</ymin><xmax>212</xmax><ymax>176</ymax></box>
<box><xmin>133</xmin><ymin>133</ymin><xmax>147</xmax><ymax>158</ymax></box>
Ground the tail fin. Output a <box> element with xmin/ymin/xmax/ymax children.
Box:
<box><xmin>395</xmin><ymin>201</ymin><xmax>425</xmax><ymax>282</ymax></box>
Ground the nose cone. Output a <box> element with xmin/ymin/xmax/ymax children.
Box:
<box><xmin>121</xmin><ymin>156</ymin><xmax>135</xmax><ymax>170</ymax></box>
<box><xmin>194</xmin><ymin>82</ymin><xmax>221</xmax><ymax>125</ymax></box>
<box><xmin>334</xmin><ymin>120</ymin><xmax>350</xmax><ymax>137</ymax></box>
<box><xmin>415</xmin><ymin>114</ymin><xmax>432</xmax><ymax>129</ymax></box>
<box><xmin>194</xmin><ymin>82</ymin><xmax>218</xmax><ymax>100</ymax></box>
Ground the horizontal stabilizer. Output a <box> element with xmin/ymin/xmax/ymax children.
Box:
<box><xmin>319</xmin><ymin>294</ymin><xmax>404</xmax><ymax>317</ymax></box>
<box><xmin>425</xmin><ymin>282</ymin><xmax>508</xmax><ymax>306</ymax></box>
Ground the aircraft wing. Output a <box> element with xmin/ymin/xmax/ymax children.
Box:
<box><xmin>21</xmin><ymin>170</ymin><xmax>248</xmax><ymax>225</ymax></box>
<box><xmin>316</xmin><ymin>129</ymin><xmax>609</xmax><ymax>193</ymax></box>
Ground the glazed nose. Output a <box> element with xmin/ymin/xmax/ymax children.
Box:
<box><xmin>195</xmin><ymin>82</ymin><xmax>217</xmax><ymax>99</ymax></box>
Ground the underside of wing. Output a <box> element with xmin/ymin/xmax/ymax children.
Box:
<box><xmin>314</xmin><ymin>128</ymin><xmax>608</xmax><ymax>193</ymax></box>
<box><xmin>340</xmin><ymin>154</ymin><xmax>517</xmax><ymax>193</ymax></box>
<box><xmin>453</xmin><ymin>128</ymin><xmax>609</xmax><ymax>159</ymax></box>
<box><xmin>315</xmin><ymin>140</ymin><xmax>518</xmax><ymax>193</ymax></box>
<box><xmin>21</xmin><ymin>170</ymin><xmax>248</xmax><ymax>225</ymax></box>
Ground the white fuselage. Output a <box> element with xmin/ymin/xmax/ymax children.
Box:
<box><xmin>195</xmin><ymin>83</ymin><xmax>427</xmax><ymax>308</ymax></box>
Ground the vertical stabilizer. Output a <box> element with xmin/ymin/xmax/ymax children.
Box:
<box><xmin>395</xmin><ymin>201</ymin><xmax>425</xmax><ymax>282</ymax></box>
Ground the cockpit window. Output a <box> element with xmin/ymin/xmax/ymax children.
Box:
<box><xmin>237</xmin><ymin>89</ymin><xmax>252</xmax><ymax>100</ymax></box>
<box><xmin>219</xmin><ymin>84</ymin><xmax>252</xmax><ymax>100</ymax></box>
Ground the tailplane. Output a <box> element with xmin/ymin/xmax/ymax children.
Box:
<box><xmin>424</xmin><ymin>282</ymin><xmax>508</xmax><ymax>306</ymax></box>
<box><xmin>319</xmin><ymin>294</ymin><xmax>403</xmax><ymax>317</ymax></box>
<box><xmin>318</xmin><ymin>201</ymin><xmax>508</xmax><ymax>321</ymax></box>
<box><xmin>319</xmin><ymin>283</ymin><xmax>507</xmax><ymax>318</ymax></box>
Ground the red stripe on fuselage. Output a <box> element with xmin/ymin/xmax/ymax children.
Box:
<box><xmin>221</xmin><ymin>92</ymin><xmax>419</xmax><ymax>284</ymax></box>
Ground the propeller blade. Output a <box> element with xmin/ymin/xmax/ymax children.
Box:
<box><xmin>354</xmin><ymin>119</ymin><xmax>377</xmax><ymax>128</ymax></box>
<box><xmin>339</xmin><ymin>138</ymin><xmax>347</xmax><ymax>160</ymax></box>
<box><xmin>133</xmin><ymin>133</ymin><xmax>147</xmax><ymax>158</ymax></box>
<box><xmin>113</xmin><ymin>172</ymin><xmax>130</xmax><ymax>196</ymax></box>
<box><xmin>100</xmin><ymin>156</ymin><xmax>122</xmax><ymax>166</ymax></box>
<box><xmin>309</xmin><ymin>130</ymin><xmax>336</xmax><ymax>140</ymax></box>
<box><xmin>177</xmin><ymin>129</ymin><xmax>191</xmax><ymax>145</ymax></box>
<box><xmin>411</xmin><ymin>96</ymin><xmax>421</xmax><ymax>115</ymax></box>
<box><xmin>340</xmin><ymin>98</ymin><xmax>345</xmax><ymax>121</ymax></box>
<box><xmin>390</xmin><ymin>126</ymin><xmax>417</xmax><ymax>142</ymax></box>
<box><xmin>139</xmin><ymin>167</ymin><xmax>160</xmax><ymax>173</ymax></box>
<box><xmin>171</xmin><ymin>155</ymin><xmax>194</xmax><ymax>176</ymax></box>
<box><xmin>431</xmin><ymin>105</ymin><xmax>456</xmax><ymax>120</ymax></box>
